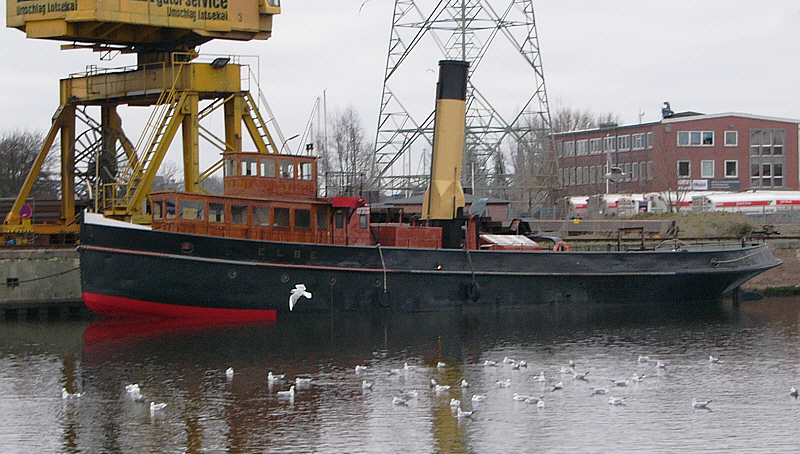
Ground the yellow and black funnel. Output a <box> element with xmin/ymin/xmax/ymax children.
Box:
<box><xmin>422</xmin><ymin>60</ymin><xmax>469</xmax><ymax>221</ymax></box>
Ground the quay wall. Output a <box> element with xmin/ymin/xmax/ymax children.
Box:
<box><xmin>0</xmin><ymin>248</ymin><xmax>82</xmax><ymax>312</ymax></box>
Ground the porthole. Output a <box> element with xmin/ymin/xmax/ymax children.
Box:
<box><xmin>280</xmin><ymin>273</ymin><xmax>290</xmax><ymax>283</ymax></box>
<box><xmin>180</xmin><ymin>242</ymin><xmax>194</xmax><ymax>254</ymax></box>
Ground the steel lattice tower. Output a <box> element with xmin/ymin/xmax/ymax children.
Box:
<box><xmin>372</xmin><ymin>0</ymin><xmax>560</xmax><ymax>215</ymax></box>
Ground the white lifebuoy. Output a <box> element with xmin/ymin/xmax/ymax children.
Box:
<box><xmin>553</xmin><ymin>241</ymin><xmax>569</xmax><ymax>252</ymax></box>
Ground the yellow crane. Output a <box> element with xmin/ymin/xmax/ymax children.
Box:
<box><xmin>3</xmin><ymin>0</ymin><xmax>283</xmax><ymax>242</ymax></box>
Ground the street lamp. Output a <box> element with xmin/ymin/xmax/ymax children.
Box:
<box><xmin>280</xmin><ymin>134</ymin><xmax>300</xmax><ymax>154</ymax></box>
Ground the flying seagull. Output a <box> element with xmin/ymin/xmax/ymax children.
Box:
<box><xmin>289</xmin><ymin>284</ymin><xmax>312</xmax><ymax>311</ymax></box>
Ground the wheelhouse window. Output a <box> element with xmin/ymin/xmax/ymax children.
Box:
<box><xmin>274</xmin><ymin>207</ymin><xmax>290</xmax><ymax>228</ymax></box>
<box><xmin>165</xmin><ymin>200</ymin><xmax>177</xmax><ymax>219</ymax></box>
<box><xmin>253</xmin><ymin>206</ymin><xmax>270</xmax><ymax>226</ymax></box>
<box><xmin>241</xmin><ymin>158</ymin><xmax>257</xmax><ymax>176</ymax></box>
<box><xmin>295</xmin><ymin>209</ymin><xmax>311</xmax><ymax>229</ymax></box>
<box><xmin>261</xmin><ymin>159</ymin><xmax>276</xmax><ymax>178</ymax></box>
<box><xmin>209</xmin><ymin>203</ymin><xmax>225</xmax><ymax>222</ymax></box>
<box><xmin>153</xmin><ymin>200</ymin><xmax>163</xmax><ymax>220</ymax></box>
<box><xmin>280</xmin><ymin>161</ymin><xmax>295</xmax><ymax>179</ymax></box>
<box><xmin>231</xmin><ymin>205</ymin><xmax>248</xmax><ymax>224</ymax></box>
<box><xmin>359</xmin><ymin>214</ymin><xmax>368</xmax><ymax>229</ymax></box>
<box><xmin>180</xmin><ymin>200</ymin><xmax>204</xmax><ymax>221</ymax></box>
<box><xmin>224</xmin><ymin>158</ymin><xmax>237</xmax><ymax>176</ymax></box>
<box><xmin>299</xmin><ymin>162</ymin><xmax>313</xmax><ymax>181</ymax></box>
<box><xmin>335</xmin><ymin>211</ymin><xmax>344</xmax><ymax>229</ymax></box>
<box><xmin>677</xmin><ymin>160</ymin><xmax>691</xmax><ymax>178</ymax></box>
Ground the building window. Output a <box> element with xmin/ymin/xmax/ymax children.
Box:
<box><xmin>632</xmin><ymin>133</ymin><xmax>645</xmax><ymax>150</ymax></box>
<box><xmin>639</xmin><ymin>161</ymin><xmax>647</xmax><ymax>181</ymax></box>
<box><xmin>750</xmin><ymin>129</ymin><xmax>785</xmax><ymax>155</ymax></box>
<box><xmin>576</xmin><ymin>140</ymin><xmax>588</xmax><ymax>156</ymax></box>
<box><xmin>617</xmin><ymin>135</ymin><xmax>630</xmax><ymax>151</ymax></box>
<box><xmin>564</xmin><ymin>141</ymin><xmax>575</xmax><ymax>157</ymax></box>
<box><xmin>604</xmin><ymin>136</ymin><xmax>616</xmax><ymax>152</ymax></box>
<box><xmin>570</xmin><ymin>167</ymin><xmax>576</xmax><ymax>186</ymax></box>
<box><xmin>589</xmin><ymin>165</ymin><xmax>596</xmax><ymax>184</ymax></box>
<box><xmin>677</xmin><ymin>131</ymin><xmax>714</xmax><ymax>146</ymax></box>
<box><xmin>556</xmin><ymin>141</ymin><xmax>563</xmax><ymax>158</ymax></box>
<box><xmin>646</xmin><ymin>132</ymin><xmax>653</xmax><ymax>149</ymax></box>
<box><xmin>701</xmin><ymin>160</ymin><xmax>714</xmax><ymax>178</ymax></box>
<box><xmin>589</xmin><ymin>138</ymin><xmax>602</xmax><ymax>155</ymax></box>
<box><xmin>632</xmin><ymin>162</ymin><xmax>638</xmax><ymax>181</ymax></box>
<box><xmin>677</xmin><ymin>160</ymin><xmax>691</xmax><ymax>178</ymax></box>
<box><xmin>724</xmin><ymin>131</ymin><xmax>738</xmax><ymax>146</ymax></box>
<box><xmin>647</xmin><ymin>161</ymin><xmax>654</xmax><ymax>180</ymax></box>
<box><xmin>576</xmin><ymin>167</ymin><xmax>583</xmax><ymax>186</ymax></box>
<box><xmin>724</xmin><ymin>160</ymin><xmax>738</xmax><ymax>178</ymax></box>
<box><xmin>624</xmin><ymin>162</ymin><xmax>631</xmax><ymax>181</ymax></box>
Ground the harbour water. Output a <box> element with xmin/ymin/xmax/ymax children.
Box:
<box><xmin>2</xmin><ymin>297</ymin><xmax>800</xmax><ymax>453</ymax></box>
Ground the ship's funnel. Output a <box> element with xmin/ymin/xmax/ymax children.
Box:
<box><xmin>423</xmin><ymin>60</ymin><xmax>469</xmax><ymax>221</ymax></box>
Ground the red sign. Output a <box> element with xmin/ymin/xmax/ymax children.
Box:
<box><xmin>19</xmin><ymin>204</ymin><xmax>32</xmax><ymax>219</ymax></box>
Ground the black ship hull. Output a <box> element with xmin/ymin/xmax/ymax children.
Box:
<box><xmin>79</xmin><ymin>213</ymin><xmax>782</xmax><ymax>321</ymax></box>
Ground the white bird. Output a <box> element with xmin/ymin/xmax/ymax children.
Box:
<box><xmin>525</xmin><ymin>396</ymin><xmax>542</xmax><ymax>404</ymax></box>
<box><xmin>456</xmin><ymin>407</ymin><xmax>473</xmax><ymax>418</ymax></box>
<box><xmin>612</xmin><ymin>378</ymin><xmax>629</xmax><ymax>387</ymax></box>
<box><xmin>361</xmin><ymin>380</ymin><xmax>373</xmax><ymax>390</ymax></box>
<box><xmin>637</xmin><ymin>356</ymin><xmax>650</xmax><ymax>363</ymax></box>
<box><xmin>573</xmin><ymin>371</ymin><xmax>589</xmax><ymax>381</ymax></box>
<box><xmin>355</xmin><ymin>365</ymin><xmax>368</xmax><ymax>373</ymax></box>
<box><xmin>631</xmin><ymin>374</ymin><xmax>646</xmax><ymax>383</ymax></box>
<box><xmin>512</xmin><ymin>393</ymin><xmax>529</xmax><ymax>401</ymax></box>
<box><xmin>61</xmin><ymin>388</ymin><xmax>82</xmax><ymax>400</ymax></box>
<box><xmin>791</xmin><ymin>387</ymin><xmax>798</xmax><ymax>398</ymax></box>
<box><xmin>656</xmin><ymin>361</ymin><xmax>666</xmax><ymax>369</ymax></box>
<box><xmin>435</xmin><ymin>384</ymin><xmax>451</xmax><ymax>393</ymax></box>
<box><xmin>125</xmin><ymin>384</ymin><xmax>140</xmax><ymax>394</ymax></box>
<box><xmin>518</xmin><ymin>360</ymin><xmax>528</xmax><ymax>368</ymax></box>
<box><xmin>403</xmin><ymin>390</ymin><xmax>419</xmax><ymax>399</ymax></box>
<box><xmin>277</xmin><ymin>386</ymin><xmax>295</xmax><ymax>398</ymax></box>
<box><xmin>471</xmin><ymin>394</ymin><xmax>486</xmax><ymax>402</ymax></box>
<box><xmin>560</xmin><ymin>367</ymin><xmax>573</xmax><ymax>374</ymax></box>
<box><xmin>295</xmin><ymin>378</ymin><xmax>312</xmax><ymax>389</ymax></box>
<box><xmin>568</xmin><ymin>360</ymin><xmax>575</xmax><ymax>368</ymax></box>
<box><xmin>497</xmin><ymin>379</ymin><xmax>511</xmax><ymax>388</ymax></box>
<box><xmin>460</xmin><ymin>379</ymin><xmax>469</xmax><ymax>388</ymax></box>
<box><xmin>403</xmin><ymin>362</ymin><xmax>416</xmax><ymax>371</ymax></box>
<box><xmin>692</xmin><ymin>398</ymin><xmax>712</xmax><ymax>409</ymax></box>
<box><xmin>288</xmin><ymin>284</ymin><xmax>312</xmax><ymax>311</ymax></box>
<box><xmin>129</xmin><ymin>389</ymin><xmax>146</xmax><ymax>402</ymax></box>
<box><xmin>388</xmin><ymin>369</ymin><xmax>402</xmax><ymax>376</ymax></box>
<box><xmin>392</xmin><ymin>396</ymin><xmax>407</xmax><ymax>405</ymax></box>
<box><xmin>590</xmin><ymin>387</ymin><xmax>609</xmax><ymax>396</ymax></box>
<box><xmin>608</xmin><ymin>396</ymin><xmax>625</xmax><ymax>406</ymax></box>
<box><xmin>552</xmin><ymin>381</ymin><xmax>564</xmax><ymax>391</ymax></box>
<box><xmin>503</xmin><ymin>356</ymin><xmax>516</xmax><ymax>364</ymax></box>
<box><xmin>150</xmin><ymin>402</ymin><xmax>167</xmax><ymax>414</ymax></box>
<box><xmin>536</xmin><ymin>399</ymin><xmax>545</xmax><ymax>408</ymax></box>
<box><xmin>268</xmin><ymin>372</ymin><xmax>285</xmax><ymax>382</ymax></box>
<box><xmin>450</xmin><ymin>398</ymin><xmax>461</xmax><ymax>407</ymax></box>
<box><xmin>436</xmin><ymin>362</ymin><xmax>446</xmax><ymax>368</ymax></box>
<box><xmin>535</xmin><ymin>372</ymin><xmax>546</xmax><ymax>382</ymax></box>
<box><xmin>226</xmin><ymin>367</ymin><xmax>234</xmax><ymax>380</ymax></box>
<box><xmin>483</xmin><ymin>360</ymin><xmax>498</xmax><ymax>367</ymax></box>
<box><xmin>709</xmin><ymin>355</ymin><xmax>720</xmax><ymax>363</ymax></box>
<box><xmin>429</xmin><ymin>378</ymin><xmax>438</xmax><ymax>388</ymax></box>
<box><xmin>511</xmin><ymin>362</ymin><xmax>520</xmax><ymax>370</ymax></box>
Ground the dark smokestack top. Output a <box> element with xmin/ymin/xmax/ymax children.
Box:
<box><xmin>436</xmin><ymin>60</ymin><xmax>469</xmax><ymax>101</ymax></box>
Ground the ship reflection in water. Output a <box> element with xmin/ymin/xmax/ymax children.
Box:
<box><xmin>2</xmin><ymin>298</ymin><xmax>800</xmax><ymax>453</ymax></box>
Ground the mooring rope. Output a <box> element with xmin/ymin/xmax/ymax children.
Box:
<box><xmin>376</xmin><ymin>244</ymin><xmax>388</xmax><ymax>293</ymax></box>
<box><xmin>711</xmin><ymin>249</ymin><xmax>765</xmax><ymax>266</ymax></box>
<box><xmin>465</xmin><ymin>248</ymin><xmax>476</xmax><ymax>285</ymax></box>
<box><xmin>12</xmin><ymin>266</ymin><xmax>80</xmax><ymax>284</ymax></box>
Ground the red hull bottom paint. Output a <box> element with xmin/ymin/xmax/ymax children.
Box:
<box><xmin>82</xmin><ymin>292</ymin><xmax>278</xmax><ymax>322</ymax></box>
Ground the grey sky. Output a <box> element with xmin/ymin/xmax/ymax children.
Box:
<box><xmin>2</xmin><ymin>0</ymin><xmax>798</xmax><ymax>155</ymax></box>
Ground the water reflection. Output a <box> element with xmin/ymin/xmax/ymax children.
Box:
<box><xmin>1</xmin><ymin>298</ymin><xmax>799</xmax><ymax>453</ymax></box>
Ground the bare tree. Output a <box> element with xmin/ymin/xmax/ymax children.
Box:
<box><xmin>0</xmin><ymin>130</ymin><xmax>59</xmax><ymax>199</ymax></box>
<box><xmin>551</xmin><ymin>102</ymin><xmax>621</xmax><ymax>133</ymax></box>
<box><xmin>317</xmin><ymin>107</ymin><xmax>374</xmax><ymax>196</ymax></box>
<box><xmin>150</xmin><ymin>160</ymin><xmax>184</xmax><ymax>192</ymax></box>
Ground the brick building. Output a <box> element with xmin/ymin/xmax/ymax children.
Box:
<box><xmin>554</xmin><ymin>111</ymin><xmax>799</xmax><ymax>196</ymax></box>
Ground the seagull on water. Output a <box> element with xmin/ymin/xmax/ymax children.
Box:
<box><xmin>692</xmin><ymin>398</ymin><xmax>712</xmax><ymax>409</ymax></box>
<box><xmin>355</xmin><ymin>365</ymin><xmax>368</xmax><ymax>373</ymax></box>
<box><xmin>708</xmin><ymin>355</ymin><xmax>720</xmax><ymax>363</ymax></box>
<box><xmin>392</xmin><ymin>396</ymin><xmax>407</xmax><ymax>405</ymax></box>
<box><xmin>460</xmin><ymin>379</ymin><xmax>469</xmax><ymax>388</ymax></box>
<box><xmin>125</xmin><ymin>384</ymin><xmax>140</xmax><ymax>394</ymax></box>
<box><xmin>471</xmin><ymin>394</ymin><xmax>486</xmax><ymax>402</ymax></box>
<box><xmin>268</xmin><ymin>372</ymin><xmax>285</xmax><ymax>383</ymax></box>
<box><xmin>791</xmin><ymin>387</ymin><xmax>798</xmax><ymax>398</ymax></box>
<box><xmin>612</xmin><ymin>378</ymin><xmax>629</xmax><ymax>387</ymax></box>
<box><xmin>590</xmin><ymin>387</ymin><xmax>609</xmax><ymax>396</ymax></box>
<box><xmin>552</xmin><ymin>381</ymin><xmax>564</xmax><ymax>391</ymax></box>
<box><xmin>512</xmin><ymin>393</ymin><xmax>529</xmax><ymax>402</ymax></box>
<box><xmin>277</xmin><ymin>386</ymin><xmax>295</xmax><ymax>398</ymax></box>
<box><xmin>450</xmin><ymin>398</ymin><xmax>461</xmax><ymax>407</ymax></box>
<box><xmin>226</xmin><ymin>367</ymin><xmax>234</xmax><ymax>380</ymax></box>
<box><xmin>288</xmin><ymin>284</ymin><xmax>312</xmax><ymax>311</ymax></box>
<box><xmin>62</xmin><ymin>388</ymin><xmax>82</xmax><ymax>400</ymax></box>
<box><xmin>536</xmin><ymin>398</ymin><xmax>545</xmax><ymax>408</ymax></box>
<box><xmin>361</xmin><ymin>380</ymin><xmax>373</xmax><ymax>390</ymax></box>
<box><xmin>429</xmin><ymin>378</ymin><xmax>438</xmax><ymax>388</ymax></box>
<box><xmin>573</xmin><ymin>371</ymin><xmax>589</xmax><ymax>381</ymax></box>
<box><xmin>503</xmin><ymin>356</ymin><xmax>516</xmax><ymax>364</ymax></box>
<box><xmin>484</xmin><ymin>360</ymin><xmax>498</xmax><ymax>367</ymax></box>
<box><xmin>568</xmin><ymin>360</ymin><xmax>575</xmax><ymax>368</ymax></box>
<box><xmin>436</xmin><ymin>362</ymin><xmax>446</xmax><ymax>368</ymax></box>
<box><xmin>435</xmin><ymin>384</ymin><xmax>451</xmax><ymax>393</ymax></box>
<box><xmin>403</xmin><ymin>363</ymin><xmax>417</xmax><ymax>371</ymax></box>
<box><xmin>518</xmin><ymin>360</ymin><xmax>528</xmax><ymax>368</ymax></box>
<box><xmin>656</xmin><ymin>361</ymin><xmax>666</xmax><ymax>369</ymax></box>
<box><xmin>403</xmin><ymin>389</ymin><xmax>419</xmax><ymax>399</ymax></box>
<box><xmin>637</xmin><ymin>355</ymin><xmax>649</xmax><ymax>363</ymax></box>
<box><xmin>608</xmin><ymin>396</ymin><xmax>625</xmax><ymax>406</ymax></box>
<box><xmin>150</xmin><ymin>402</ymin><xmax>167</xmax><ymax>414</ymax></box>
<box><xmin>631</xmin><ymin>374</ymin><xmax>646</xmax><ymax>383</ymax></box>
<box><xmin>535</xmin><ymin>372</ymin><xmax>546</xmax><ymax>382</ymax></box>
<box><xmin>560</xmin><ymin>367</ymin><xmax>573</xmax><ymax>374</ymax></box>
<box><xmin>525</xmin><ymin>396</ymin><xmax>542</xmax><ymax>404</ymax></box>
<box><xmin>497</xmin><ymin>379</ymin><xmax>512</xmax><ymax>388</ymax></box>
<box><xmin>456</xmin><ymin>407</ymin><xmax>473</xmax><ymax>418</ymax></box>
